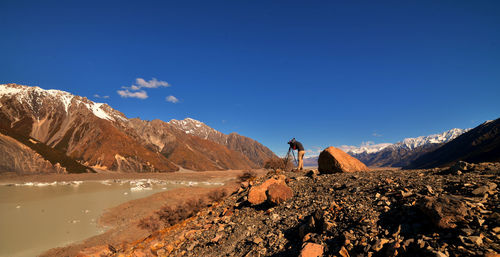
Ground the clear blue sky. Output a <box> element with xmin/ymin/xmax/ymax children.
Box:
<box><xmin>1</xmin><ymin>0</ymin><xmax>499</xmax><ymax>156</ymax></box>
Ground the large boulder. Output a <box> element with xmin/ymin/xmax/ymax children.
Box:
<box><xmin>248</xmin><ymin>176</ymin><xmax>287</xmax><ymax>205</ymax></box>
<box><xmin>318</xmin><ymin>146</ymin><xmax>369</xmax><ymax>173</ymax></box>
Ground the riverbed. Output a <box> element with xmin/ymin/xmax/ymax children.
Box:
<box><xmin>0</xmin><ymin>178</ymin><xmax>226</xmax><ymax>257</ymax></box>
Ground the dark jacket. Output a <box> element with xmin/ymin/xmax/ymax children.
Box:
<box><xmin>289</xmin><ymin>141</ymin><xmax>304</xmax><ymax>151</ymax></box>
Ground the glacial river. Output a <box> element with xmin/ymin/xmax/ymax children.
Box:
<box><xmin>0</xmin><ymin>179</ymin><xmax>223</xmax><ymax>257</ymax></box>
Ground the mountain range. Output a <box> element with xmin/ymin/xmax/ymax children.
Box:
<box><xmin>304</xmin><ymin>128</ymin><xmax>468</xmax><ymax>167</ymax></box>
<box><xmin>0</xmin><ymin>83</ymin><xmax>276</xmax><ymax>174</ymax></box>
<box><xmin>347</xmin><ymin>128</ymin><xmax>468</xmax><ymax>167</ymax></box>
<box><xmin>406</xmin><ymin>118</ymin><xmax>500</xmax><ymax>169</ymax></box>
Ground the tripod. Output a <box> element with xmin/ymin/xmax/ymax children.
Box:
<box><xmin>284</xmin><ymin>147</ymin><xmax>298</xmax><ymax>167</ymax></box>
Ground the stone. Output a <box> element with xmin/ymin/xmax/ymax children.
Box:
<box><xmin>247</xmin><ymin>178</ymin><xmax>284</xmax><ymax>205</ymax></box>
<box><xmin>322</xmin><ymin>221</ymin><xmax>336</xmax><ymax>232</ymax></box>
<box><xmin>400</xmin><ymin>190</ymin><xmax>413</xmax><ymax>197</ymax></box>
<box><xmin>339</xmin><ymin>246</ymin><xmax>350</xmax><ymax>257</ymax></box>
<box><xmin>299</xmin><ymin>243</ymin><xmax>324</xmax><ymax>257</ymax></box>
<box><xmin>267</xmin><ymin>183</ymin><xmax>293</xmax><ymax>205</ymax></box>
<box><xmin>156</xmin><ymin>248</ymin><xmax>167</xmax><ymax>256</ymax></box>
<box><xmin>303</xmin><ymin>233</ymin><xmax>319</xmax><ymax>243</ymax></box>
<box><xmin>318</xmin><ymin>146</ymin><xmax>369</xmax><ymax>173</ymax></box>
<box><xmin>473</xmin><ymin>186</ymin><xmax>491</xmax><ymax>196</ymax></box>
<box><xmin>165</xmin><ymin>245</ymin><xmax>174</xmax><ymax>254</ymax></box>
<box><xmin>211</xmin><ymin>233</ymin><xmax>223</xmax><ymax>243</ymax></box>
<box><xmin>451</xmin><ymin>161</ymin><xmax>472</xmax><ymax>172</ymax></box>
<box><xmin>253</xmin><ymin>237</ymin><xmax>263</xmax><ymax>244</ymax></box>
<box><xmin>385</xmin><ymin>242</ymin><xmax>400</xmax><ymax>257</ymax></box>
<box><xmin>372</xmin><ymin>238</ymin><xmax>389</xmax><ymax>252</ymax></box>
<box><xmin>468</xmin><ymin>235</ymin><xmax>483</xmax><ymax>246</ymax></box>
<box><xmin>433</xmin><ymin>251</ymin><xmax>448</xmax><ymax>257</ymax></box>
<box><xmin>472</xmin><ymin>182</ymin><xmax>497</xmax><ymax>196</ymax></box>
<box><xmin>418</xmin><ymin>195</ymin><xmax>468</xmax><ymax>229</ymax></box>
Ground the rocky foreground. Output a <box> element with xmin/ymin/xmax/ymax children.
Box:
<box><xmin>85</xmin><ymin>162</ymin><xmax>499</xmax><ymax>257</ymax></box>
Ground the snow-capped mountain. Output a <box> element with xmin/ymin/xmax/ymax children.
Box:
<box><xmin>347</xmin><ymin>128</ymin><xmax>469</xmax><ymax>167</ymax></box>
<box><xmin>407</xmin><ymin>118</ymin><xmax>500</xmax><ymax>168</ymax></box>
<box><xmin>339</xmin><ymin>142</ymin><xmax>393</xmax><ymax>154</ymax></box>
<box><xmin>387</xmin><ymin>128</ymin><xmax>467</xmax><ymax>151</ymax></box>
<box><xmin>169</xmin><ymin>118</ymin><xmax>226</xmax><ymax>141</ymax></box>
<box><xmin>0</xmin><ymin>84</ymin><xmax>126</xmax><ymax>122</ymax></box>
<box><xmin>339</xmin><ymin>128</ymin><xmax>467</xmax><ymax>156</ymax></box>
<box><xmin>0</xmin><ymin>83</ymin><xmax>275</xmax><ymax>173</ymax></box>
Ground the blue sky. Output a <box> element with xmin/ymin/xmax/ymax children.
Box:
<box><xmin>1</xmin><ymin>0</ymin><xmax>499</xmax><ymax>156</ymax></box>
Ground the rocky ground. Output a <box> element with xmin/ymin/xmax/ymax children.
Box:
<box><xmin>87</xmin><ymin>162</ymin><xmax>499</xmax><ymax>257</ymax></box>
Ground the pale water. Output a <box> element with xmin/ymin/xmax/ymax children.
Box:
<box><xmin>0</xmin><ymin>179</ymin><xmax>223</xmax><ymax>257</ymax></box>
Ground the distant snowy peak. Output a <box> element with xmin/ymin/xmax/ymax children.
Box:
<box><xmin>391</xmin><ymin>128</ymin><xmax>468</xmax><ymax>151</ymax></box>
<box><xmin>0</xmin><ymin>83</ymin><xmax>125</xmax><ymax>121</ymax></box>
<box><xmin>340</xmin><ymin>143</ymin><xmax>392</xmax><ymax>154</ymax></box>
<box><xmin>343</xmin><ymin>128</ymin><xmax>468</xmax><ymax>155</ymax></box>
<box><xmin>169</xmin><ymin>118</ymin><xmax>223</xmax><ymax>138</ymax></box>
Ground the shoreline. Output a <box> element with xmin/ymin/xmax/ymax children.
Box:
<box><xmin>0</xmin><ymin>169</ymin><xmax>265</xmax><ymax>184</ymax></box>
<box><xmin>5</xmin><ymin>169</ymin><xmax>266</xmax><ymax>257</ymax></box>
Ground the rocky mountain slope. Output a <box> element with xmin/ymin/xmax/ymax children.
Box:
<box><xmin>0</xmin><ymin>83</ymin><xmax>275</xmax><ymax>173</ymax></box>
<box><xmin>169</xmin><ymin>118</ymin><xmax>276</xmax><ymax>166</ymax></box>
<box><xmin>125</xmin><ymin>119</ymin><xmax>257</xmax><ymax>171</ymax></box>
<box><xmin>92</xmin><ymin>163</ymin><xmax>500</xmax><ymax>257</ymax></box>
<box><xmin>0</xmin><ymin>132</ymin><xmax>67</xmax><ymax>174</ymax></box>
<box><xmin>407</xmin><ymin>118</ymin><xmax>500</xmax><ymax>169</ymax></box>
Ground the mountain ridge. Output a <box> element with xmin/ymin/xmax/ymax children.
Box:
<box><xmin>0</xmin><ymin>83</ymin><xmax>276</xmax><ymax>173</ymax></box>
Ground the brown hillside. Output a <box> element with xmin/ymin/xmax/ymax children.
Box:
<box><xmin>67</xmin><ymin>118</ymin><xmax>178</xmax><ymax>172</ymax></box>
<box><xmin>164</xmin><ymin>126</ymin><xmax>256</xmax><ymax>171</ymax></box>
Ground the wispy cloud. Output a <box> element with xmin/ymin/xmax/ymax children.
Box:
<box><xmin>93</xmin><ymin>94</ymin><xmax>110</xmax><ymax>99</ymax></box>
<box><xmin>117</xmin><ymin>89</ymin><xmax>148</xmax><ymax>99</ymax></box>
<box><xmin>136</xmin><ymin>78</ymin><xmax>170</xmax><ymax>88</ymax></box>
<box><xmin>122</xmin><ymin>78</ymin><xmax>170</xmax><ymax>91</ymax></box>
<box><xmin>372</xmin><ymin>132</ymin><xmax>382</xmax><ymax>137</ymax></box>
<box><xmin>165</xmin><ymin>95</ymin><xmax>179</xmax><ymax>103</ymax></box>
<box><xmin>305</xmin><ymin>146</ymin><xmax>323</xmax><ymax>156</ymax></box>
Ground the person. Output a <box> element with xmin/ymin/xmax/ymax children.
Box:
<box><xmin>287</xmin><ymin>138</ymin><xmax>305</xmax><ymax>171</ymax></box>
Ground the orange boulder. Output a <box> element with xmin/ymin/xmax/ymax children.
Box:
<box><xmin>318</xmin><ymin>146</ymin><xmax>368</xmax><ymax>173</ymax></box>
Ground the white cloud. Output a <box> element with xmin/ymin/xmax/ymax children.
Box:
<box><xmin>136</xmin><ymin>78</ymin><xmax>170</xmax><ymax>89</ymax></box>
<box><xmin>305</xmin><ymin>146</ymin><xmax>322</xmax><ymax>156</ymax></box>
<box><xmin>118</xmin><ymin>77</ymin><xmax>173</xmax><ymax>100</ymax></box>
<box><xmin>117</xmin><ymin>89</ymin><xmax>148</xmax><ymax>99</ymax></box>
<box><xmin>94</xmin><ymin>94</ymin><xmax>110</xmax><ymax>99</ymax></box>
<box><xmin>372</xmin><ymin>132</ymin><xmax>382</xmax><ymax>137</ymax></box>
<box><xmin>166</xmin><ymin>95</ymin><xmax>179</xmax><ymax>103</ymax></box>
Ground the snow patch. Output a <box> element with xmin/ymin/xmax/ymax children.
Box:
<box><xmin>85</xmin><ymin>103</ymin><xmax>115</xmax><ymax>121</ymax></box>
<box><xmin>59</xmin><ymin>94</ymin><xmax>73</xmax><ymax>113</ymax></box>
<box><xmin>0</xmin><ymin>84</ymin><xmax>23</xmax><ymax>95</ymax></box>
